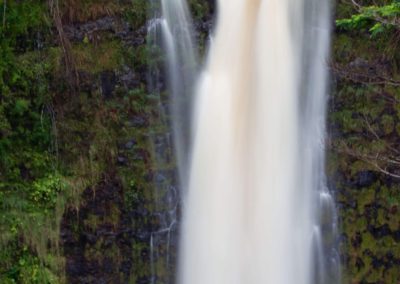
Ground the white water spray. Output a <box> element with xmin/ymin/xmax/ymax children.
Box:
<box><xmin>179</xmin><ymin>0</ymin><xmax>339</xmax><ymax>283</ymax></box>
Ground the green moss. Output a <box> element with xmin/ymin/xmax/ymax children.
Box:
<box><xmin>84</xmin><ymin>214</ymin><xmax>101</xmax><ymax>231</ymax></box>
<box><xmin>188</xmin><ymin>0</ymin><xmax>210</xmax><ymax>21</ymax></box>
<box><xmin>130</xmin><ymin>241</ymin><xmax>152</xmax><ymax>281</ymax></box>
<box><xmin>61</xmin><ymin>0</ymin><xmax>127</xmax><ymax>23</ymax></box>
<box><xmin>331</xmin><ymin>3</ymin><xmax>400</xmax><ymax>279</ymax></box>
<box><xmin>72</xmin><ymin>41</ymin><xmax>124</xmax><ymax>74</ymax></box>
<box><xmin>124</xmin><ymin>0</ymin><xmax>148</xmax><ymax>29</ymax></box>
<box><xmin>380</xmin><ymin>114</ymin><xmax>394</xmax><ymax>134</ymax></box>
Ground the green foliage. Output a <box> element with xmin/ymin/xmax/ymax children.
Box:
<box><xmin>31</xmin><ymin>174</ymin><xmax>67</xmax><ymax>205</ymax></box>
<box><xmin>188</xmin><ymin>0</ymin><xmax>210</xmax><ymax>20</ymax></box>
<box><xmin>0</xmin><ymin>1</ymin><xmax>68</xmax><ymax>282</ymax></box>
<box><xmin>336</xmin><ymin>1</ymin><xmax>400</xmax><ymax>36</ymax></box>
<box><xmin>0</xmin><ymin>244</ymin><xmax>59</xmax><ymax>284</ymax></box>
<box><xmin>0</xmin><ymin>0</ymin><xmax>47</xmax><ymax>88</ymax></box>
<box><xmin>124</xmin><ymin>0</ymin><xmax>148</xmax><ymax>29</ymax></box>
<box><xmin>72</xmin><ymin>40</ymin><xmax>124</xmax><ymax>73</ymax></box>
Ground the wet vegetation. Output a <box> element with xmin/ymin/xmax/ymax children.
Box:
<box><xmin>330</xmin><ymin>0</ymin><xmax>400</xmax><ymax>282</ymax></box>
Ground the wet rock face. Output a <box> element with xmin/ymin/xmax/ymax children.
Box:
<box><xmin>56</xmin><ymin>1</ymin><xmax>215</xmax><ymax>283</ymax></box>
<box><xmin>63</xmin><ymin>16</ymin><xmax>146</xmax><ymax>47</ymax></box>
<box><xmin>327</xmin><ymin>2</ymin><xmax>400</xmax><ymax>282</ymax></box>
<box><xmin>62</xmin><ymin>180</ymin><xmax>134</xmax><ymax>284</ymax></box>
<box><xmin>328</xmin><ymin>21</ymin><xmax>400</xmax><ymax>282</ymax></box>
<box><xmin>58</xmin><ymin>13</ymin><xmax>183</xmax><ymax>284</ymax></box>
<box><xmin>353</xmin><ymin>171</ymin><xmax>377</xmax><ymax>188</ymax></box>
<box><xmin>101</xmin><ymin>71</ymin><xmax>117</xmax><ymax>99</ymax></box>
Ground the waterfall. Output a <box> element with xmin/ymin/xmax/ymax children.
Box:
<box><xmin>146</xmin><ymin>0</ymin><xmax>197</xmax><ymax>282</ymax></box>
<box><xmin>178</xmin><ymin>0</ymin><xmax>340</xmax><ymax>283</ymax></box>
<box><xmin>148</xmin><ymin>0</ymin><xmax>197</xmax><ymax>189</ymax></box>
<box><xmin>300</xmin><ymin>0</ymin><xmax>340</xmax><ymax>282</ymax></box>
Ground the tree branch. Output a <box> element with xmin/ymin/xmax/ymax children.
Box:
<box><xmin>335</xmin><ymin>141</ymin><xmax>400</xmax><ymax>178</ymax></box>
<box><xmin>331</xmin><ymin>64</ymin><xmax>400</xmax><ymax>88</ymax></box>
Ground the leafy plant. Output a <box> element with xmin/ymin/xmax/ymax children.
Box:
<box><xmin>336</xmin><ymin>1</ymin><xmax>400</xmax><ymax>36</ymax></box>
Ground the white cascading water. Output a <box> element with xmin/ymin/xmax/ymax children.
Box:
<box><xmin>179</xmin><ymin>0</ymin><xmax>340</xmax><ymax>284</ymax></box>
<box><xmin>146</xmin><ymin>0</ymin><xmax>197</xmax><ymax>282</ymax></box>
<box><xmin>300</xmin><ymin>0</ymin><xmax>341</xmax><ymax>282</ymax></box>
<box><xmin>148</xmin><ymin>0</ymin><xmax>197</xmax><ymax>189</ymax></box>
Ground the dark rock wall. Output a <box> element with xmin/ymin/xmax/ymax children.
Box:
<box><xmin>55</xmin><ymin>1</ymin><xmax>214</xmax><ymax>283</ymax></box>
<box><xmin>329</xmin><ymin>1</ymin><xmax>400</xmax><ymax>282</ymax></box>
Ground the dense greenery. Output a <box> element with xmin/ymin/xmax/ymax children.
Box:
<box><xmin>0</xmin><ymin>1</ymin><xmax>66</xmax><ymax>283</ymax></box>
